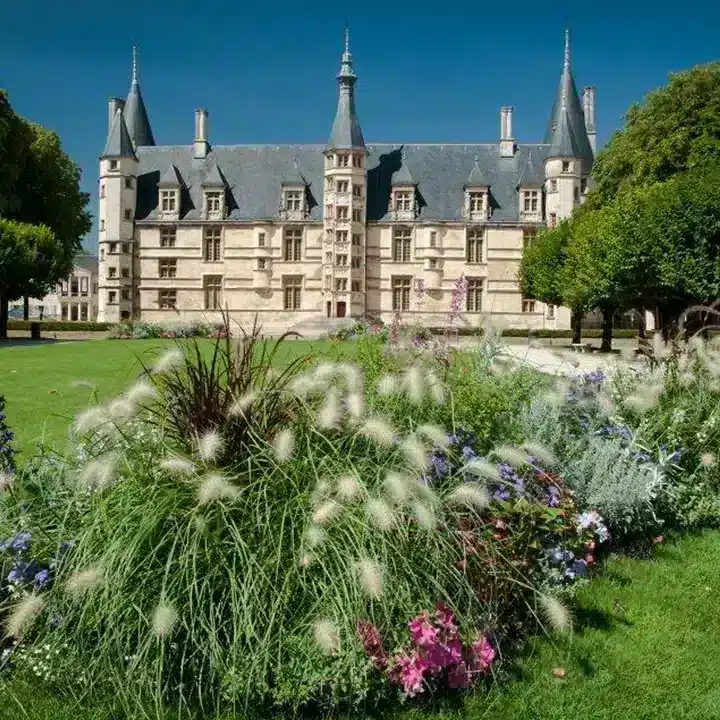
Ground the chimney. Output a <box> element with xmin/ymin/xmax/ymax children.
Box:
<box><xmin>582</xmin><ymin>87</ymin><xmax>597</xmax><ymax>154</ymax></box>
<box><xmin>108</xmin><ymin>97</ymin><xmax>125</xmax><ymax>136</ymax></box>
<box><xmin>194</xmin><ymin>109</ymin><xmax>210</xmax><ymax>159</ymax></box>
<box><xmin>499</xmin><ymin>105</ymin><xmax>515</xmax><ymax>157</ymax></box>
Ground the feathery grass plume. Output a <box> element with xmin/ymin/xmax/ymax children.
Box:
<box><xmin>493</xmin><ymin>445</ymin><xmax>530</xmax><ymax>469</ymax></box>
<box><xmin>355</xmin><ymin>558</ymin><xmax>383</xmax><ymax>600</ymax></box>
<box><xmin>5</xmin><ymin>594</ymin><xmax>43</xmax><ymax>638</ymax></box>
<box><xmin>317</xmin><ymin>388</ymin><xmax>343</xmax><ymax>430</ymax></box>
<box><xmin>383</xmin><ymin>471</ymin><xmax>412</xmax><ymax>504</ymax></box>
<box><xmin>679</xmin><ymin>371</ymin><xmax>696</xmax><ymax>388</ymax></box>
<box><xmin>152</xmin><ymin>602</ymin><xmax>178</xmax><ymax>638</ymax></box>
<box><xmin>401</xmin><ymin>434</ymin><xmax>429</xmax><ymax>471</ymax></box>
<box><xmin>376</xmin><ymin>374</ymin><xmax>399</xmax><ymax>397</ymax></box>
<box><xmin>412</xmin><ymin>477</ymin><xmax>438</xmax><ymax>505</ymax></box>
<box><xmin>338</xmin><ymin>363</ymin><xmax>363</xmax><ymax>393</ymax></box>
<box><xmin>79</xmin><ymin>455</ymin><xmax>118</xmax><ymax>491</ymax></box>
<box><xmin>73</xmin><ymin>406</ymin><xmax>107</xmax><ymax>435</ymax></box>
<box><xmin>447</xmin><ymin>483</ymin><xmax>489</xmax><ymax>509</ymax></box>
<box><xmin>289</xmin><ymin>372</ymin><xmax>317</xmax><ymax>398</ymax></box>
<box><xmin>273</xmin><ymin>428</ymin><xmax>295</xmax><ymax>463</ymax></box>
<box><xmin>522</xmin><ymin>441</ymin><xmax>557</xmax><ymax>469</ymax></box>
<box><xmin>462</xmin><ymin>459</ymin><xmax>501</xmax><ymax>482</ymax></box>
<box><xmin>305</xmin><ymin>525</ymin><xmax>326</xmax><ymax>549</ymax></box>
<box><xmin>346</xmin><ymin>392</ymin><xmax>365</xmax><ymax>420</ymax></box>
<box><xmin>160</xmin><ymin>456</ymin><xmax>196</xmax><ymax>475</ymax></box>
<box><xmin>299</xmin><ymin>554</ymin><xmax>313</xmax><ymax>568</ymax></box>
<box><xmin>336</xmin><ymin>474</ymin><xmax>364</xmax><ymax>502</ymax></box>
<box><xmin>0</xmin><ymin>471</ymin><xmax>14</xmax><ymax>492</ymax></box>
<box><xmin>360</xmin><ymin>416</ymin><xmax>396</xmax><ymax>447</ymax></box>
<box><xmin>108</xmin><ymin>397</ymin><xmax>136</xmax><ymax>422</ymax></box>
<box><xmin>425</xmin><ymin>371</ymin><xmax>447</xmax><ymax>405</ymax></box>
<box><xmin>651</xmin><ymin>333</ymin><xmax>669</xmax><ymax>361</ymax></box>
<box><xmin>365</xmin><ymin>497</ymin><xmax>396</xmax><ymax>531</ymax></box>
<box><xmin>539</xmin><ymin>593</ymin><xmax>572</xmax><ymax>634</ymax></box>
<box><xmin>403</xmin><ymin>366</ymin><xmax>425</xmax><ymax>404</ymax></box>
<box><xmin>412</xmin><ymin>501</ymin><xmax>436</xmax><ymax>530</ymax></box>
<box><xmin>312</xmin><ymin>500</ymin><xmax>343</xmax><ymax>525</ymax></box>
<box><xmin>623</xmin><ymin>384</ymin><xmax>662</xmax><ymax>414</ymax></box>
<box><xmin>126</xmin><ymin>380</ymin><xmax>156</xmax><ymax>406</ymax></box>
<box><xmin>314</xmin><ymin>362</ymin><xmax>337</xmax><ymax>384</ymax></box>
<box><xmin>71</xmin><ymin>379</ymin><xmax>96</xmax><ymax>389</ymax></box>
<box><xmin>152</xmin><ymin>347</ymin><xmax>183</xmax><ymax>375</ymax></box>
<box><xmin>227</xmin><ymin>390</ymin><xmax>258</xmax><ymax>417</ymax></box>
<box><xmin>196</xmin><ymin>429</ymin><xmax>224</xmax><ymax>463</ymax></box>
<box><xmin>418</xmin><ymin>423</ymin><xmax>450</xmax><ymax>448</ymax></box>
<box><xmin>701</xmin><ymin>453</ymin><xmax>716</xmax><ymax>467</ymax></box>
<box><xmin>313</xmin><ymin>618</ymin><xmax>340</xmax><ymax>655</ymax></box>
<box><xmin>198</xmin><ymin>474</ymin><xmax>241</xmax><ymax>505</ymax></box>
<box><xmin>310</xmin><ymin>479</ymin><xmax>333</xmax><ymax>508</ymax></box>
<box><xmin>67</xmin><ymin>567</ymin><xmax>103</xmax><ymax>597</ymax></box>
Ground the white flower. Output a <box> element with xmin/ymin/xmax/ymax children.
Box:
<box><xmin>338</xmin><ymin>363</ymin><xmax>363</xmax><ymax>393</ymax></box>
<box><xmin>198</xmin><ymin>474</ymin><xmax>240</xmax><ymax>505</ymax></box>
<box><xmin>360</xmin><ymin>417</ymin><xmax>396</xmax><ymax>447</ymax></box>
<box><xmin>196</xmin><ymin>430</ymin><xmax>224</xmax><ymax>463</ymax></box>
<box><xmin>701</xmin><ymin>453</ymin><xmax>716</xmax><ymax>467</ymax></box>
<box><xmin>80</xmin><ymin>455</ymin><xmax>118</xmax><ymax>491</ymax></box>
<box><xmin>425</xmin><ymin>371</ymin><xmax>446</xmax><ymax>405</ymax></box>
<box><xmin>108</xmin><ymin>398</ymin><xmax>135</xmax><ymax>422</ymax></box>
<box><xmin>273</xmin><ymin>428</ymin><xmax>295</xmax><ymax>463</ymax></box>
<box><xmin>493</xmin><ymin>445</ymin><xmax>530</xmax><ymax>469</ymax></box>
<box><xmin>305</xmin><ymin>525</ymin><xmax>326</xmax><ymax>548</ymax></box>
<box><xmin>522</xmin><ymin>442</ymin><xmax>557</xmax><ymax>469</ymax></box>
<box><xmin>152</xmin><ymin>602</ymin><xmax>178</xmax><ymax>638</ymax></box>
<box><xmin>313</xmin><ymin>618</ymin><xmax>340</xmax><ymax>655</ymax></box>
<box><xmin>355</xmin><ymin>558</ymin><xmax>383</xmax><ymax>600</ymax></box>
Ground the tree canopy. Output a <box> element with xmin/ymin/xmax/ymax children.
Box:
<box><xmin>0</xmin><ymin>88</ymin><xmax>91</xmax><ymax>336</ymax></box>
<box><xmin>589</xmin><ymin>62</ymin><xmax>720</xmax><ymax>208</ymax></box>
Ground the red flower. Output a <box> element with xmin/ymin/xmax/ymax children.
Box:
<box><xmin>356</xmin><ymin>619</ymin><xmax>388</xmax><ymax>670</ymax></box>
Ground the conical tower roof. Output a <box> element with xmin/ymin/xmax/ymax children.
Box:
<box><xmin>123</xmin><ymin>46</ymin><xmax>155</xmax><ymax>148</ymax></box>
<box><xmin>545</xmin><ymin>30</ymin><xmax>593</xmax><ymax>168</ymax></box>
<box><xmin>326</xmin><ymin>27</ymin><xmax>366</xmax><ymax>151</ymax></box>
<box><xmin>103</xmin><ymin>109</ymin><xmax>136</xmax><ymax>159</ymax></box>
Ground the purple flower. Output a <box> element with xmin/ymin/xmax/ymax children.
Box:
<box><xmin>493</xmin><ymin>486</ymin><xmax>511</xmax><ymax>502</ymax></box>
<box><xmin>430</xmin><ymin>455</ymin><xmax>450</xmax><ymax>479</ymax></box>
<box><xmin>546</xmin><ymin>485</ymin><xmax>561</xmax><ymax>507</ymax></box>
<box><xmin>9</xmin><ymin>532</ymin><xmax>31</xmax><ymax>553</ymax></box>
<box><xmin>585</xmin><ymin>370</ymin><xmax>606</xmax><ymax>384</ymax></box>
<box><xmin>33</xmin><ymin>568</ymin><xmax>51</xmax><ymax>590</ymax></box>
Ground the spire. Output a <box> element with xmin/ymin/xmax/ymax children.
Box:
<box><xmin>123</xmin><ymin>45</ymin><xmax>155</xmax><ymax>148</ymax></box>
<box><xmin>102</xmin><ymin>109</ymin><xmax>136</xmax><ymax>159</ymax></box>
<box><xmin>544</xmin><ymin>29</ymin><xmax>594</xmax><ymax>167</ymax></box>
<box><xmin>326</xmin><ymin>26</ymin><xmax>366</xmax><ymax>152</ymax></box>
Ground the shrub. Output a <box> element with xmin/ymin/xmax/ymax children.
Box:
<box><xmin>1</xmin><ymin>329</ymin><xmax>608</xmax><ymax>716</ymax></box>
<box><xmin>0</xmin><ymin>395</ymin><xmax>16</xmax><ymax>475</ymax></box>
<box><xmin>7</xmin><ymin>321</ymin><xmax>112</xmax><ymax>332</ymax></box>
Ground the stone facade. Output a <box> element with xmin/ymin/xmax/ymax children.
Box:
<box><xmin>97</xmin><ymin>32</ymin><xmax>595</xmax><ymax>334</ymax></box>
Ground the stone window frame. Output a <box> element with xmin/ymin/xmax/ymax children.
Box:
<box><xmin>522</xmin><ymin>297</ymin><xmax>537</xmax><ymax>313</ymax></box>
<box><xmin>466</xmin><ymin>278</ymin><xmax>484</xmax><ymax>313</ymax></box>
<box><xmin>158</xmin><ymin>289</ymin><xmax>176</xmax><ymax>309</ymax></box>
<box><xmin>392</xmin><ymin>226</ymin><xmax>412</xmax><ymax>262</ymax></box>
<box><xmin>160</xmin><ymin>227</ymin><xmax>177</xmax><ymax>248</ymax></box>
<box><xmin>465</xmin><ymin>227</ymin><xmax>485</xmax><ymax>264</ymax></box>
<box><xmin>203</xmin><ymin>226</ymin><xmax>223</xmax><ymax>262</ymax></box>
<box><xmin>203</xmin><ymin>275</ymin><xmax>223</xmax><ymax>310</ymax></box>
<box><xmin>159</xmin><ymin>258</ymin><xmax>177</xmax><ymax>279</ymax></box>
<box><xmin>283</xmin><ymin>227</ymin><xmax>303</xmax><ymax>262</ymax></box>
<box><xmin>282</xmin><ymin>275</ymin><xmax>303</xmax><ymax>310</ymax></box>
<box><xmin>160</xmin><ymin>189</ymin><xmax>178</xmax><ymax>213</ymax></box>
<box><xmin>391</xmin><ymin>275</ymin><xmax>412</xmax><ymax>311</ymax></box>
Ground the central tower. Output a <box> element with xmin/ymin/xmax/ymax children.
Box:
<box><xmin>322</xmin><ymin>28</ymin><xmax>367</xmax><ymax>320</ymax></box>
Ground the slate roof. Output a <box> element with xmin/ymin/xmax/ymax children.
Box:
<box><xmin>103</xmin><ymin>109</ymin><xmax>136</xmax><ymax>159</ymax></box>
<box><xmin>158</xmin><ymin>164</ymin><xmax>183</xmax><ymax>187</ymax></box>
<box><xmin>544</xmin><ymin>30</ymin><xmax>594</xmax><ymax>168</ymax></box>
<box><xmin>516</xmin><ymin>151</ymin><xmax>545</xmax><ymax>187</ymax></box>
<box><xmin>135</xmin><ymin>142</ymin><xmax>552</xmax><ymax>224</ymax></box>
<box><xmin>466</xmin><ymin>160</ymin><xmax>490</xmax><ymax>186</ymax></box>
<box><xmin>123</xmin><ymin>47</ymin><xmax>155</xmax><ymax>148</ymax></box>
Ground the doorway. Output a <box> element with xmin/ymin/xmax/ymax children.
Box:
<box><xmin>326</xmin><ymin>301</ymin><xmax>332</xmax><ymax>318</ymax></box>
<box><xmin>336</xmin><ymin>301</ymin><xmax>347</xmax><ymax>318</ymax></box>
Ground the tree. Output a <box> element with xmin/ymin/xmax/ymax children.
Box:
<box><xmin>0</xmin><ymin>219</ymin><xmax>56</xmax><ymax>337</ymax></box>
<box><xmin>519</xmin><ymin>220</ymin><xmax>585</xmax><ymax>343</ymax></box>
<box><xmin>589</xmin><ymin>63</ymin><xmax>720</xmax><ymax>208</ymax></box>
<box><xmin>0</xmin><ymin>89</ymin><xmax>91</xmax><ymax>335</ymax></box>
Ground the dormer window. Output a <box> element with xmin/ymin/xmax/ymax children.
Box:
<box><xmin>203</xmin><ymin>191</ymin><xmax>225</xmax><ymax>220</ymax></box>
<box><xmin>285</xmin><ymin>191</ymin><xmax>302</xmax><ymax>211</ymax></box>
<box><xmin>161</xmin><ymin>191</ymin><xmax>176</xmax><ymax>212</ymax></box>
<box><xmin>390</xmin><ymin>187</ymin><xmax>417</xmax><ymax>221</ymax></box>
<box><xmin>520</xmin><ymin>189</ymin><xmax>542</xmax><ymax>221</ymax></box>
<box><xmin>394</xmin><ymin>190</ymin><xmax>413</xmax><ymax>212</ymax></box>
<box><xmin>281</xmin><ymin>187</ymin><xmax>307</xmax><ymax>220</ymax></box>
<box><xmin>464</xmin><ymin>187</ymin><xmax>489</xmax><ymax>221</ymax></box>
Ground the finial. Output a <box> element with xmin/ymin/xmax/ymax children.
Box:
<box><xmin>344</xmin><ymin>23</ymin><xmax>350</xmax><ymax>54</ymax></box>
<box><xmin>132</xmin><ymin>44</ymin><xmax>138</xmax><ymax>84</ymax></box>
<box><xmin>564</xmin><ymin>28</ymin><xmax>570</xmax><ymax>69</ymax></box>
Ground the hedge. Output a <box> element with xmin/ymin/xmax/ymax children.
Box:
<box><xmin>424</xmin><ymin>327</ymin><xmax>652</xmax><ymax>339</ymax></box>
<box><xmin>7</xmin><ymin>320</ymin><xmax>112</xmax><ymax>332</ymax></box>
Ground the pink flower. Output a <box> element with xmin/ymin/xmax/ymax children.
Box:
<box><xmin>468</xmin><ymin>634</ymin><xmax>496</xmax><ymax>674</ymax></box>
<box><xmin>356</xmin><ymin>619</ymin><xmax>388</xmax><ymax>670</ymax></box>
<box><xmin>408</xmin><ymin>611</ymin><xmax>438</xmax><ymax>648</ymax></box>
<box><xmin>425</xmin><ymin>636</ymin><xmax>463</xmax><ymax>674</ymax></box>
<box><xmin>389</xmin><ymin>651</ymin><xmax>429</xmax><ymax>697</ymax></box>
<box><xmin>434</xmin><ymin>602</ymin><xmax>457</xmax><ymax>631</ymax></box>
<box><xmin>447</xmin><ymin>661</ymin><xmax>471</xmax><ymax>689</ymax></box>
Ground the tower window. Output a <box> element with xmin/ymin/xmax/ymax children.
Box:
<box><xmin>203</xmin><ymin>275</ymin><xmax>223</xmax><ymax>310</ymax></box>
<box><xmin>352</xmin><ymin>209</ymin><xmax>362</xmax><ymax>222</ymax></box>
<box><xmin>108</xmin><ymin>267</ymin><xmax>117</xmax><ymax>279</ymax></box>
<box><xmin>284</xmin><ymin>190</ymin><xmax>303</xmax><ymax>212</ymax></box>
<box><xmin>352</xmin><ymin>233</ymin><xmax>361</xmax><ymax>246</ymax></box>
<box><xmin>392</xmin><ymin>227</ymin><xmax>412</xmax><ymax>262</ymax></box>
<box><xmin>351</xmin><ymin>280</ymin><xmax>361</xmax><ymax>292</ymax></box>
<box><xmin>335</xmin><ymin>278</ymin><xmax>347</xmax><ymax>292</ymax></box>
<box><xmin>581</xmin><ymin>178</ymin><xmax>588</xmax><ymax>193</ymax></box>
<box><xmin>100</xmin><ymin>219</ymin><xmax>105</xmax><ymax>231</ymax></box>
<box><xmin>283</xmin><ymin>228</ymin><xmax>303</xmax><ymax>261</ymax></box>
<box><xmin>336</xmin><ymin>254</ymin><xmax>348</xmax><ymax>266</ymax></box>
<box><xmin>258</xmin><ymin>232</ymin><xmax>266</xmax><ymax>247</ymax></box>
<box><xmin>108</xmin><ymin>291</ymin><xmax>117</xmax><ymax>304</ymax></box>
<box><xmin>549</xmin><ymin>179</ymin><xmax>558</xmax><ymax>193</ymax></box>
<box><xmin>351</xmin><ymin>256</ymin><xmax>361</xmax><ymax>268</ymax></box>
<box><xmin>429</xmin><ymin>231</ymin><xmax>437</xmax><ymax>248</ymax></box>
<box><xmin>337</xmin><ymin>154</ymin><xmax>349</xmax><ymax>168</ymax></box>
<box><xmin>121</xmin><ymin>268</ymin><xmax>129</xmax><ymax>278</ymax></box>
<box><xmin>109</xmin><ymin>160</ymin><xmax>118</xmax><ymax>171</ymax></box>
<box><xmin>337</xmin><ymin>230</ymin><xmax>348</xmax><ymax>243</ymax></box>
<box><xmin>336</xmin><ymin>180</ymin><xmax>349</xmax><ymax>193</ymax></box>
<box><xmin>203</xmin><ymin>226</ymin><xmax>222</xmax><ymax>262</ymax></box>
<box><xmin>336</xmin><ymin>206</ymin><xmax>349</xmax><ymax>220</ymax></box>
<box><xmin>109</xmin><ymin>242</ymin><xmax>117</xmax><ymax>253</ymax></box>
<box><xmin>257</xmin><ymin>258</ymin><xmax>267</xmax><ymax>270</ymax></box>
<box><xmin>352</xmin><ymin>185</ymin><xmax>362</xmax><ymax>198</ymax></box>
<box><xmin>125</xmin><ymin>177</ymin><xmax>133</xmax><ymax>189</ymax></box>
<box><xmin>121</xmin><ymin>288</ymin><xmax>130</xmax><ymax>301</ymax></box>
<box><xmin>100</xmin><ymin>184</ymin><xmax>106</xmax><ymax>198</ymax></box>
<box><xmin>574</xmin><ymin>187</ymin><xmax>580</xmax><ymax>202</ymax></box>
<box><xmin>160</xmin><ymin>227</ymin><xmax>176</xmax><ymax>248</ymax></box>
<box><xmin>562</xmin><ymin>160</ymin><xmax>570</xmax><ymax>172</ymax></box>
<box><xmin>391</xmin><ymin>276</ymin><xmax>411</xmax><ymax>311</ymax></box>
<box><xmin>466</xmin><ymin>228</ymin><xmax>484</xmax><ymax>263</ymax></box>
<box><xmin>352</xmin><ymin>154</ymin><xmax>363</xmax><ymax>168</ymax></box>
<box><xmin>122</xmin><ymin>243</ymin><xmax>129</xmax><ymax>254</ymax></box>
<box><xmin>124</xmin><ymin>209</ymin><xmax>132</xmax><ymax>220</ymax></box>
<box><xmin>466</xmin><ymin>279</ymin><xmax>483</xmax><ymax>312</ymax></box>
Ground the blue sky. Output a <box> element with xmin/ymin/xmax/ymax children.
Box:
<box><xmin>1</xmin><ymin>0</ymin><xmax>719</xmax><ymax>251</ymax></box>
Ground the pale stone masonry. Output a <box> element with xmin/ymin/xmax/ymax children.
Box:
<box><xmin>97</xmin><ymin>31</ymin><xmax>596</xmax><ymax>334</ymax></box>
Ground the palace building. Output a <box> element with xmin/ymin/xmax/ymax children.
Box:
<box><xmin>96</xmin><ymin>29</ymin><xmax>596</xmax><ymax>333</ymax></box>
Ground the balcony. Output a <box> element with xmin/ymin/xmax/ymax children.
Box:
<box><xmin>253</xmin><ymin>269</ymin><xmax>271</xmax><ymax>290</ymax></box>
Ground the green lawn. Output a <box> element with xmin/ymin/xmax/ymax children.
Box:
<box><xmin>0</xmin><ymin>338</ymin><xmax>336</xmax><ymax>459</ymax></box>
<box><xmin>2</xmin><ymin>532</ymin><xmax>718</xmax><ymax>719</ymax></box>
